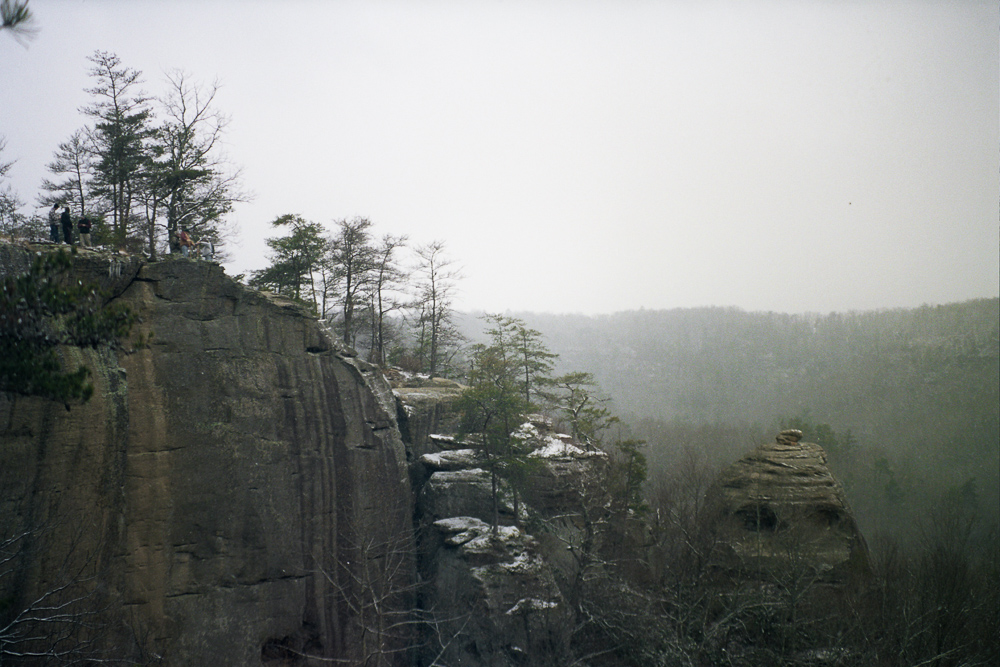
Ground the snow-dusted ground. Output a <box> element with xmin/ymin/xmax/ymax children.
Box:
<box><xmin>512</xmin><ymin>420</ymin><xmax>601</xmax><ymax>459</ymax></box>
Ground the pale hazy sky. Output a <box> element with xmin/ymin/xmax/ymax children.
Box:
<box><xmin>2</xmin><ymin>0</ymin><xmax>997</xmax><ymax>314</ymax></box>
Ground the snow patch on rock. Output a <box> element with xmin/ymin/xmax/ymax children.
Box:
<box><xmin>506</xmin><ymin>598</ymin><xmax>559</xmax><ymax>615</ymax></box>
<box><xmin>421</xmin><ymin>448</ymin><xmax>481</xmax><ymax>470</ymax></box>
<box><xmin>428</xmin><ymin>468</ymin><xmax>489</xmax><ymax>485</ymax></box>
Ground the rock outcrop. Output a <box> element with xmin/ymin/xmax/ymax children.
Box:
<box><xmin>0</xmin><ymin>248</ymin><xmax>412</xmax><ymax>665</ymax></box>
<box><xmin>394</xmin><ymin>401</ymin><xmax>600</xmax><ymax>667</ymax></box>
<box><xmin>424</xmin><ymin>517</ymin><xmax>572</xmax><ymax>667</ymax></box>
<box><xmin>391</xmin><ymin>373</ymin><xmax>466</xmax><ymax>462</ymax></box>
<box><xmin>705</xmin><ymin>429</ymin><xmax>870</xmax><ymax>585</ymax></box>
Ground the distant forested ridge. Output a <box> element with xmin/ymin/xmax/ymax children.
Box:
<box><xmin>509</xmin><ymin>299</ymin><xmax>997</xmax><ymax>437</ymax></box>
<box><xmin>461</xmin><ymin>298</ymin><xmax>999</xmax><ymax>535</ymax></box>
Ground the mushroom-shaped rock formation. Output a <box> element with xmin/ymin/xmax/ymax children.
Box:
<box><xmin>706</xmin><ymin>429</ymin><xmax>870</xmax><ymax>585</ymax></box>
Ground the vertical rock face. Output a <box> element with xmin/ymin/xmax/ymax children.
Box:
<box><xmin>391</xmin><ymin>375</ymin><xmax>466</xmax><ymax>462</ymax></box>
<box><xmin>0</xmin><ymin>252</ymin><xmax>412</xmax><ymax>665</ymax></box>
<box><xmin>426</xmin><ymin>518</ymin><xmax>571</xmax><ymax>667</ymax></box>
<box><xmin>705</xmin><ymin>429</ymin><xmax>869</xmax><ymax>584</ymax></box>
<box><xmin>398</xmin><ymin>404</ymin><xmax>594</xmax><ymax>667</ymax></box>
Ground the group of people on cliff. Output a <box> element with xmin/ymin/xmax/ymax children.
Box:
<box><xmin>47</xmin><ymin>202</ymin><xmax>92</xmax><ymax>247</ymax></box>
<box><xmin>171</xmin><ymin>226</ymin><xmax>215</xmax><ymax>261</ymax></box>
<box><xmin>46</xmin><ymin>202</ymin><xmax>215</xmax><ymax>261</ymax></box>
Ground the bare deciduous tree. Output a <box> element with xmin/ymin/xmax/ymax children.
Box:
<box><xmin>320</xmin><ymin>530</ymin><xmax>420</xmax><ymax>666</ymax></box>
<box><xmin>0</xmin><ymin>519</ymin><xmax>156</xmax><ymax>665</ymax></box>
<box><xmin>155</xmin><ymin>69</ymin><xmax>248</xmax><ymax>259</ymax></box>
<box><xmin>413</xmin><ymin>241</ymin><xmax>461</xmax><ymax>376</ymax></box>
<box><xmin>366</xmin><ymin>233</ymin><xmax>409</xmax><ymax>365</ymax></box>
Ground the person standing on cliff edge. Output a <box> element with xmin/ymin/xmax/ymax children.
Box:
<box><xmin>77</xmin><ymin>214</ymin><xmax>92</xmax><ymax>247</ymax></box>
<box><xmin>199</xmin><ymin>237</ymin><xmax>214</xmax><ymax>261</ymax></box>
<box><xmin>47</xmin><ymin>203</ymin><xmax>60</xmax><ymax>242</ymax></box>
<box><xmin>179</xmin><ymin>227</ymin><xmax>194</xmax><ymax>257</ymax></box>
<box><xmin>60</xmin><ymin>206</ymin><xmax>73</xmax><ymax>245</ymax></box>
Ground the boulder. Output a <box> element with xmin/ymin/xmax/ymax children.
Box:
<box><xmin>516</xmin><ymin>417</ymin><xmax>608</xmax><ymax>519</ymax></box>
<box><xmin>392</xmin><ymin>375</ymin><xmax>466</xmax><ymax>461</ymax></box>
<box><xmin>705</xmin><ymin>429</ymin><xmax>870</xmax><ymax>585</ymax></box>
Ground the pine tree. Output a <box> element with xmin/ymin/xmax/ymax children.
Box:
<box><xmin>457</xmin><ymin>314</ymin><xmax>554</xmax><ymax>531</ymax></box>
<box><xmin>248</xmin><ymin>214</ymin><xmax>329</xmax><ymax>310</ymax></box>
<box><xmin>458</xmin><ymin>340</ymin><xmax>530</xmax><ymax>532</ymax></box>
<box><xmin>81</xmin><ymin>51</ymin><xmax>156</xmax><ymax>247</ymax></box>
<box><xmin>552</xmin><ymin>371</ymin><xmax>613</xmax><ymax>446</ymax></box>
<box><xmin>328</xmin><ymin>217</ymin><xmax>376</xmax><ymax>346</ymax></box>
<box><xmin>0</xmin><ymin>0</ymin><xmax>36</xmax><ymax>44</ymax></box>
<box><xmin>0</xmin><ymin>136</ymin><xmax>27</xmax><ymax>237</ymax></box>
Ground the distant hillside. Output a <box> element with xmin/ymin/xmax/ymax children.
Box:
<box><xmin>458</xmin><ymin>300</ymin><xmax>999</xmax><ymax>520</ymax></box>
<box><xmin>474</xmin><ymin>300</ymin><xmax>997</xmax><ymax>443</ymax></box>
<box><xmin>456</xmin><ymin>300</ymin><xmax>1000</xmax><ymax>539</ymax></box>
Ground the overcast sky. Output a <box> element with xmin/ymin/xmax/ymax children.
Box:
<box><xmin>2</xmin><ymin>0</ymin><xmax>997</xmax><ymax>315</ymax></box>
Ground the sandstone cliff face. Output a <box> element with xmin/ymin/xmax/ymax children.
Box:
<box><xmin>391</xmin><ymin>375</ymin><xmax>466</xmax><ymax>463</ymax></box>
<box><xmin>0</xmin><ymin>250</ymin><xmax>412</xmax><ymax>665</ymax></box>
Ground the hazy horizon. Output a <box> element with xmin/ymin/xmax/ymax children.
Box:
<box><xmin>2</xmin><ymin>0</ymin><xmax>997</xmax><ymax>316</ymax></box>
<box><xmin>457</xmin><ymin>294</ymin><xmax>1000</xmax><ymax>319</ymax></box>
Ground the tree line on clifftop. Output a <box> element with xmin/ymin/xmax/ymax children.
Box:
<box><xmin>245</xmin><ymin>214</ymin><xmax>464</xmax><ymax>376</ymax></box>
<box><xmin>1</xmin><ymin>49</ymin><xmax>247</xmax><ymax>259</ymax></box>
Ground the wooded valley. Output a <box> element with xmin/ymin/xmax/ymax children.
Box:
<box><xmin>487</xmin><ymin>299</ymin><xmax>998</xmax><ymax>542</ymax></box>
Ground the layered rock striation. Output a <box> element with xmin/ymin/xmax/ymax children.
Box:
<box><xmin>705</xmin><ymin>429</ymin><xmax>870</xmax><ymax>584</ymax></box>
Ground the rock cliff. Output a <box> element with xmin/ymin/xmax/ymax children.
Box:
<box><xmin>0</xmin><ymin>247</ymin><xmax>412</xmax><ymax>665</ymax></box>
